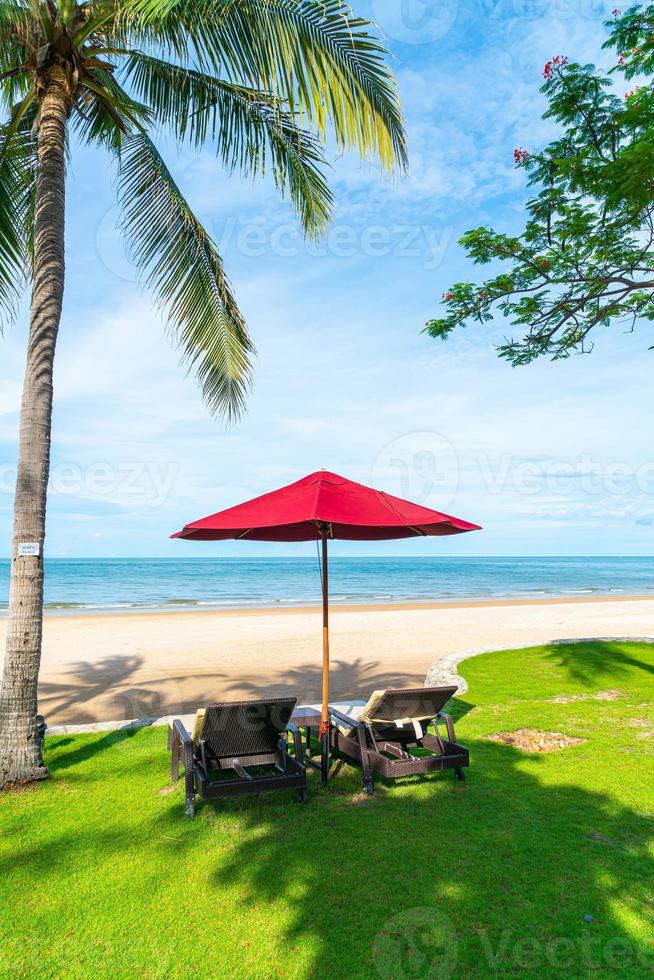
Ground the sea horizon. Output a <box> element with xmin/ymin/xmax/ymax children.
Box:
<box><xmin>1</xmin><ymin>556</ymin><xmax>653</xmax><ymax>616</ymax></box>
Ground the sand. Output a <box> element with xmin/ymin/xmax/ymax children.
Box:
<box><xmin>1</xmin><ymin>594</ymin><xmax>652</xmax><ymax>725</ymax></box>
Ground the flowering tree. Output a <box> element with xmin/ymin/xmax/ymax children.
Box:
<box><xmin>426</xmin><ymin>7</ymin><xmax>654</xmax><ymax>364</ymax></box>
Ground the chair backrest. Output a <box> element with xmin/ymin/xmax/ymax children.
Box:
<box><xmin>361</xmin><ymin>686</ymin><xmax>457</xmax><ymax>725</ymax></box>
<box><xmin>197</xmin><ymin>697</ymin><xmax>296</xmax><ymax>760</ymax></box>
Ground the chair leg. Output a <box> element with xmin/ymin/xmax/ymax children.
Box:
<box><xmin>357</xmin><ymin>726</ymin><xmax>374</xmax><ymax>795</ymax></box>
<box><xmin>454</xmin><ymin>768</ymin><xmax>465</xmax><ymax>781</ymax></box>
<box><xmin>182</xmin><ymin>741</ymin><xmax>196</xmax><ymax>816</ymax></box>
<box><xmin>170</xmin><ymin>732</ymin><xmax>180</xmax><ymax>783</ymax></box>
<box><xmin>291</xmin><ymin>727</ymin><xmax>305</xmax><ymax>765</ymax></box>
<box><xmin>321</xmin><ymin>733</ymin><xmax>329</xmax><ymax>785</ymax></box>
<box><xmin>298</xmin><ymin>786</ymin><xmax>309</xmax><ymax>804</ymax></box>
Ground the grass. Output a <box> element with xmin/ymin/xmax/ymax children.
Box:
<box><xmin>1</xmin><ymin>640</ymin><xmax>653</xmax><ymax>978</ymax></box>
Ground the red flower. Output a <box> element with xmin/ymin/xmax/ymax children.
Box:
<box><xmin>543</xmin><ymin>55</ymin><xmax>568</xmax><ymax>81</ymax></box>
<box><xmin>514</xmin><ymin>147</ymin><xmax>529</xmax><ymax>165</ymax></box>
<box><xmin>612</xmin><ymin>7</ymin><xmax>621</xmax><ymax>16</ymax></box>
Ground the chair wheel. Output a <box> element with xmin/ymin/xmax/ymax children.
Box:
<box><xmin>363</xmin><ymin>778</ymin><xmax>374</xmax><ymax>796</ymax></box>
<box><xmin>185</xmin><ymin>800</ymin><xmax>196</xmax><ymax>818</ymax></box>
<box><xmin>454</xmin><ymin>768</ymin><xmax>465</xmax><ymax>781</ymax></box>
<box><xmin>298</xmin><ymin>787</ymin><xmax>309</xmax><ymax>803</ymax></box>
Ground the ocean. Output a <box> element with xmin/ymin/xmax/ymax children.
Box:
<box><xmin>0</xmin><ymin>556</ymin><xmax>653</xmax><ymax>614</ymax></box>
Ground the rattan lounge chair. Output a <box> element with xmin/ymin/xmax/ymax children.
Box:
<box><xmin>329</xmin><ymin>686</ymin><xmax>468</xmax><ymax>795</ymax></box>
<box><xmin>168</xmin><ymin>697</ymin><xmax>307</xmax><ymax>817</ymax></box>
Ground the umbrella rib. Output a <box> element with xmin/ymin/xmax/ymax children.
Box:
<box><xmin>380</xmin><ymin>491</ymin><xmax>426</xmax><ymax>531</ymax></box>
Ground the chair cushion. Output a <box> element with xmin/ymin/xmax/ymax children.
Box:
<box><xmin>361</xmin><ymin>687</ymin><xmax>456</xmax><ymax>726</ymax></box>
<box><xmin>333</xmin><ymin>692</ymin><xmax>425</xmax><ymax>736</ymax></box>
<box><xmin>332</xmin><ymin>703</ymin><xmax>366</xmax><ymax>736</ymax></box>
<box><xmin>191</xmin><ymin>708</ymin><xmax>206</xmax><ymax>749</ymax></box>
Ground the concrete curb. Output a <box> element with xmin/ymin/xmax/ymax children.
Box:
<box><xmin>46</xmin><ymin>714</ymin><xmax>186</xmax><ymax>737</ymax></box>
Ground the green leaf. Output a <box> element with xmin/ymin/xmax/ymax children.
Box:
<box><xmin>123</xmin><ymin>53</ymin><xmax>333</xmax><ymax>235</ymax></box>
<box><xmin>116</xmin><ymin>130</ymin><xmax>255</xmax><ymax>420</ymax></box>
<box><xmin>142</xmin><ymin>0</ymin><xmax>407</xmax><ymax>171</ymax></box>
<box><xmin>0</xmin><ymin>120</ymin><xmax>36</xmax><ymax>330</ymax></box>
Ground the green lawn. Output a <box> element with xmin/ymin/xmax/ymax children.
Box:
<box><xmin>1</xmin><ymin>641</ymin><xmax>653</xmax><ymax>978</ymax></box>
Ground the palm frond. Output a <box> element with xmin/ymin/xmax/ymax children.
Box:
<box><xmin>0</xmin><ymin>118</ymin><xmax>36</xmax><ymax>330</ymax></box>
<box><xmin>0</xmin><ymin>1</ymin><xmax>30</xmax><ymax>109</ymax></box>
<box><xmin>123</xmin><ymin>53</ymin><xmax>333</xmax><ymax>235</ymax></box>
<box><xmin>72</xmin><ymin>70</ymin><xmax>151</xmax><ymax>148</ymax></box>
<box><xmin>0</xmin><ymin>69</ymin><xmax>31</xmax><ymax>115</ymax></box>
<box><xmin>133</xmin><ymin>0</ymin><xmax>407</xmax><ymax>171</ymax></box>
<box><xmin>0</xmin><ymin>0</ymin><xmax>32</xmax><ymax>38</ymax></box>
<box><xmin>116</xmin><ymin>130</ymin><xmax>254</xmax><ymax>419</ymax></box>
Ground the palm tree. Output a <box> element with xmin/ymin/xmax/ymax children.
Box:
<box><xmin>0</xmin><ymin>0</ymin><xmax>406</xmax><ymax>787</ymax></box>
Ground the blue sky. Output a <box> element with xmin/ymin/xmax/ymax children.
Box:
<box><xmin>2</xmin><ymin>0</ymin><xmax>653</xmax><ymax>558</ymax></box>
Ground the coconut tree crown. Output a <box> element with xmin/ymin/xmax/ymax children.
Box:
<box><xmin>0</xmin><ymin>0</ymin><xmax>407</xmax><ymax>418</ymax></box>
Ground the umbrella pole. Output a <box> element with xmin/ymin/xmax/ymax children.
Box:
<box><xmin>320</xmin><ymin>532</ymin><xmax>330</xmax><ymax>783</ymax></box>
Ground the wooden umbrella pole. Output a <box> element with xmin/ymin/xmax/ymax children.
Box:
<box><xmin>320</xmin><ymin>532</ymin><xmax>330</xmax><ymax>783</ymax></box>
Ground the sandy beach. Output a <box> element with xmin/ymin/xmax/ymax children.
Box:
<box><xmin>0</xmin><ymin>594</ymin><xmax>651</xmax><ymax>725</ymax></box>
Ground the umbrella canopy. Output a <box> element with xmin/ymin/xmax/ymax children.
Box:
<box><xmin>173</xmin><ymin>469</ymin><xmax>481</xmax><ymax>542</ymax></box>
<box><xmin>173</xmin><ymin>470</ymin><xmax>481</xmax><ymax>779</ymax></box>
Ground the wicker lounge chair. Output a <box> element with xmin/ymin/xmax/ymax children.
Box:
<box><xmin>168</xmin><ymin>697</ymin><xmax>307</xmax><ymax>817</ymax></box>
<box><xmin>329</xmin><ymin>686</ymin><xmax>468</xmax><ymax>795</ymax></box>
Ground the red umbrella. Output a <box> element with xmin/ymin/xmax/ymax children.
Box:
<box><xmin>173</xmin><ymin>470</ymin><xmax>480</xmax><ymax>777</ymax></box>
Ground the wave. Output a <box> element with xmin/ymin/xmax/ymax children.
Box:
<box><xmin>2</xmin><ymin>556</ymin><xmax>653</xmax><ymax>615</ymax></box>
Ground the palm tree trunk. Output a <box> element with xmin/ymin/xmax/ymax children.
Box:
<box><xmin>0</xmin><ymin>77</ymin><xmax>68</xmax><ymax>787</ymax></box>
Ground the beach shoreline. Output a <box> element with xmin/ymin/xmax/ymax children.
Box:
<box><xmin>2</xmin><ymin>592</ymin><xmax>652</xmax><ymax>726</ymax></box>
<box><xmin>4</xmin><ymin>555</ymin><xmax>654</xmax><ymax>618</ymax></box>
<box><xmin>20</xmin><ymin>589</ymin><xmax>654</xmax><ymax>619</ymax></box>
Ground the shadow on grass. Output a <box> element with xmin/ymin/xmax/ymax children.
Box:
<box><xmin>46</xmin><ymin>726</ymin><xmax>142</xmax><ymax>771</ymax></box>
<box><xmin>542</xmin><ymin>640</ymin><xmax>654</xmax><ymax>687</ymax></box>
<box><xmin>203</xmin><ymin>735</ymin><xmax>654</xmax><ymax>976</ymax></box>
<box><xmin>25</xmin><ymin>641</ymin><xmax>654</xmax><ymax>976</ymax></box>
